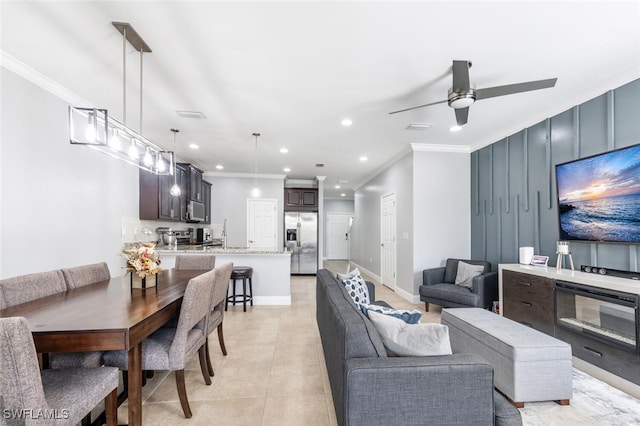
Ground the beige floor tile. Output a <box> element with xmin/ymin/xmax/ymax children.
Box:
<box><xmin>262</xmin><ymin>395</ymin><xmax>331</xmax><ymax>426</ymax></box>
<box><xmin>267</xmin><ymin>364</ymin><xmax>326</xmax><ymax>397</ymax></box>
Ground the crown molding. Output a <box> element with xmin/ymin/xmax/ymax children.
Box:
<box><xmin>410</xmin><ymin>143</ymin><xmax>470</xmax><ymax>153</ymax></box>
<box><xmin>203</xmin><ymin>171</ymin><xmax>286</xmax><ymax>180</ymax></box>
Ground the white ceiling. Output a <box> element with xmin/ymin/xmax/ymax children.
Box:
<box><xmin>2</xmin><ymin>1</ymin><xmax>640</xmax><ymax>199</ymax></box>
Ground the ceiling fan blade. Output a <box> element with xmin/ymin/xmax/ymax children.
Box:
<box><xmin>388</xmin><ymin>99</ymin><xmax>448</xmax><ymax>115</ymax></box>
<box><xmin>452</xmin><ymin>60</ymin><xmax>471</xmax><ymax>91</ymax></box>
<box><xmin>455</xmin><ymin>107</ymin><xmax>469</xmax><ymax>126</ymax></box>
<box><xmin>475</xmin><ymin>78</ymin><xmax>558</xmax><ymax>100</ymax></box>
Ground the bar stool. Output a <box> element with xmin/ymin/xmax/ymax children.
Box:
<box><xmin>225</xmin><ymin>266</ymin><xmax>253</xmax><ymax>312</ymax></box>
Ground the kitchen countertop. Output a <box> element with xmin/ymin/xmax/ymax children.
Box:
<box><xmin>156</xmin><ymin>245</ymin><xmax>290</xmax><ymax>255</ymax></box>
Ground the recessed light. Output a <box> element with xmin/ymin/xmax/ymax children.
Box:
<box><xmin>335</xmin><ymin>185</ymin><xmax>341</xmax><ymax>189</ymax></box>
<box><xmin>341</xmin><ymin>118</ymin><xmax>353</xmax><ymax>127</ymax></box>
<box><xmin>449</xmin><ymin>125</ymin><xmax>462</xmax><ymax>132</ymax></box>
<box><xmin>340</xmin><ymin>193</ymin><xmax>346</xmax><ymax>197</ymax></box>
<box><xmin>283</xmin><ymin>167</ymin><xmax>291</xmax><ymax>172</ymax></box>
<box><xmin>189</xmin><ymin>143</ymin><xmax>199</xmax><ymax>149</ymax></box>
<box><xmin>280</xmin><ymin>147</ymin><xmax>288</xmax><ymax>154</ymax></box>
<box><xmin>215</xmin><ymin>164</ymin><xmax>224</xmax><ymax>170</ymax></box>
<box><xmin>359</xmin><ymin>156</ymin><xmax>368</xmax><ymax>162</ymax></box>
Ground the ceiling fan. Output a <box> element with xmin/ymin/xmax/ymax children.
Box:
<box><xmin>389</xmin><ymin>60</ymin><xmax>558</xmax><ymax>126</ymax></box>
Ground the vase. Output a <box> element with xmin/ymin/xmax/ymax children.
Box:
<box><xmin>130</xmin><ymin>272</ymin><xmax>157</xmax><ymax>290</ymax></box>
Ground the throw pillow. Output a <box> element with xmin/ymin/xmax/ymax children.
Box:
<box><xmin>337</xmin><ymin>267</ymin><xmax>361</xmax><ymax>282</ymax></box>
<box><xmin>341</xmin><ymin>273</ymin><xmax>370</xmax><ymax>305</ymax></box>
<box><xmin>367</xmin><ymin>311</ymin><xmax>452</xmax><ymax>356</ymax></box>
<box><xmin>454</xmin><ymin>261</ymin><xmax>485</xmax><ymax>289</ymax></box>
<box><xmin>361</xmin><ymin>303</ymin><xmax>422</xmax><ymax>325</ymax></box>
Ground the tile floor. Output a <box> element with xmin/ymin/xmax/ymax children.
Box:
<box><xmin>116</xmin><ymin>261</ymin><xmax>436</xmax><ymax>425</ymax></box>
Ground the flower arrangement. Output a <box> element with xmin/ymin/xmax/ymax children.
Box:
<box><xmin>122</xmin><ymin>242</ymin><xmax>162</xmax><ymax>278</ymax></box>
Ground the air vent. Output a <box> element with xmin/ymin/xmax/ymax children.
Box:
<box><xmin>315</xmin><ymin>163</ymin><xmax>325</xmax><ymax>168</ymax></box>
<box><xmin>176</xmin><ymin>110</ymin><xmax>206</xmax><ymax>119</ymax></box>
<box><xmin>406</xmin><ymin>123</ymin><xmax>433</xmax><ymax>130</ymax></box>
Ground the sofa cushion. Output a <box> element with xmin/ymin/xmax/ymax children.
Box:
<box><xmin>361</xmin><ymin>304</ymin><xmax>422</xmax><ymax>324</ymax></box>
<box><xmin>420</xmin><ymin>283</ymin><xmax>481</xmax><ymax>306</ymax></box>
<box><xmin>341</xmin><ymin>273</ymin><xmax>370</xmax><ymax>305</ymax></box>
<box><xmin>454</xmin><ymin>261</ymin><xmax>485</xmax><ymax>288</ymax></box>
<box><xmin>368</xmin><ymin>311</ymin><xmax>452</xmax><ymax>356</ymax></box>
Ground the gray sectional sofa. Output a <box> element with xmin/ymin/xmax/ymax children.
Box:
<box><xmin>316</xmin><ymin>269</ymin><xmax>522</xmax><ymax>426</ymax></box>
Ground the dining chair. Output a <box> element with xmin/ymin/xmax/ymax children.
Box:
<box><xmin>0</xmin><ymin>316</ymin><xmax>119</xmax><ymax>426</ymax></box>
<box><xmin>0</xmin><ymin>270</ymin><xmax>67</xmax><ymax>310</ymax></box>
<box><xmin>102</xmin><ymin>269</ymin><xmax>215</xmax><ymax>418</ymax></box>
<box><xmin>61</xmin><ymin>262</ymin><xmax>111</xmax><ymax>290</ymax></box>
<box><xmin>175</xmin><ymin>254</ymin><xmax>216</xmax><ymax>270</ymax></box>
<box><xmin>204</xmin><ymin>262</ymin><xmax>234</xmax><ymax>377</ymax></box>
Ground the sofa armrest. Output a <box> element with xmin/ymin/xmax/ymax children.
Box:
<box><xmin>344</xmin><ymin>354</ymin><xmax>495</xmax><ymax>425</ymax></box>
<box><xmin>422</xmin><ymin>266</ymin><xmax>446</xmax><ymax>286</ymax></box>
<box><xmin>471</xmin><ymin>271</ymin><xmax>498</xmax><ymax>308</ymax></box>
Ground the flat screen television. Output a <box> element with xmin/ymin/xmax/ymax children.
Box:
<box><xmin>555</xmin><ymin>143</ymin><xmax>640</xmax><ymax>243</ymax></box>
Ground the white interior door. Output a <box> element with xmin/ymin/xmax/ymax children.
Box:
<box><xmin>326</xmin><ymin>213</ymin><xmax>351</xmax><ymax>260</ymax></box>
<box><xmin>247</xmin><ymin>198</ymin><xmax>277</xmax><ymax>249</ymax></box>
<box><xmin>381</xmin><ymin>192</ymin><xmax>396</xmax><ymax>289</ymax></box>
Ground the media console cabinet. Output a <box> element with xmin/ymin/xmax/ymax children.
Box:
<box><xmin>499</xmin><ymin>264</ymin><xmax>640</xmax><ymax>387</ymax></box>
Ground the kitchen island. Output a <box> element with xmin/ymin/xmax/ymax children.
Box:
<box><xmin>157</xmin><ymin>246</ymin><xmax>291</xmax><ymax>305</ymax></box>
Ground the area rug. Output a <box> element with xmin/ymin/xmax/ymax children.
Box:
<box><xmin>520</xmin><ymin>368</ymin><xmax>640</xmax><ymax>425</ymax></box>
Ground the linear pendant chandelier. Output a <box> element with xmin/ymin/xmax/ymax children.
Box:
<box><xmin>69</xmin><ymin>22</ymin><xmax>174</xmax><ymax>176</ymax></box>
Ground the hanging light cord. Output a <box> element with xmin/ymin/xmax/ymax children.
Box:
<box><xmin>253</xmin><ymin>133</ymin><xmax>260</xmax><ymax>185</ymax></box>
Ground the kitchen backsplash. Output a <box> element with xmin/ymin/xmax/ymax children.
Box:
<box><xmin>120</xmin><ymin>217</ymin><xmax>223</xmax><ymax>245</ymax></box>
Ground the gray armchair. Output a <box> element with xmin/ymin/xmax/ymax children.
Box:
<box><xmin>419</xmin><ymin>258</ymin><xmax>497</xmax><ymax>311</ymax></box>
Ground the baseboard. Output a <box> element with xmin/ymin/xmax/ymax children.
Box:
<box><xmin>348</xmin><ymin>261</ymin><xmax>381</xmax><ymax>283</ymax></box>
<box><xmin>252</xmin><ymin>296</ymin><xmax>291</xmax><ymax>306</ymax></box>
<box><xmin>394</xmin><ymin>286</ymin><xmax>421</xmax><ymax>304</ymax></box>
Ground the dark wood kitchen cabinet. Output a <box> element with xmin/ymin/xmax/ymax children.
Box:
<box><xmin>139</xmin><ymin>164</ymin><xmax>187</xmax><ymax>221</ymax></box>
<box><xmin>502</xmin><ymin>270</ymin><xmax>555</xmax><ymax>336</ymax></box>
<box><xmin>202</xmin><ymin>180</ymin><xmax>212</xmax><ymax>224</ymax></box>
<box><xmin>178</xmin><ymin>163</ymin><xmax>204</xmax><ymax>202</ymax></box>
<box><xmin>285</xmin><ymin>188</ymin><xmax>318</xmax><ymax>211</ymax></box>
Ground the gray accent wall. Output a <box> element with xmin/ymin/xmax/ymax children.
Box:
<box><xmin>471</xmin><ymin>78</ymin><xmax>640</xmax><ymax>271</ymax></box>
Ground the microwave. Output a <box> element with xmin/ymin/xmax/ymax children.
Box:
<box><xmin>187</xmin><ymin>200</ymin><xmax>206</xmax><ymax>222</ymax></box>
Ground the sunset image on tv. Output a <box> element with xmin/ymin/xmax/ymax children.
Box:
<box><xmin>556</xmin><ymin>144</ymin><xmax>640</xmax><ymax>243</ymax></box>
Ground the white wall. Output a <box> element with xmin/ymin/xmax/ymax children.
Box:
<box><xmin>412</xmin><ymin>150</ymin><xmax>471</xmax><ymax>296</ymax></box>
<box><xmin>1</xmin><ymin>68</ymin><xmax>139</xmax><ymax>278</ymax></box>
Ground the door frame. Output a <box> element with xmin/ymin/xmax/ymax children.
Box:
<box><xmin>380</xmin><ymin>191</ymin><xmax>397</xmax><ymax>290</ymax></box>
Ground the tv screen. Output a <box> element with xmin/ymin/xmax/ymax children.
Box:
<box><xmin>555</xmin><ymin>143</ymin><xmax>640</xmax><ymax>243</ymax></box>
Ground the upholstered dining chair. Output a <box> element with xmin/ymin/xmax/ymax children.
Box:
<box><xmin>203</xmin><ymin>262</ymin><xmax>234</xmax><ymax>377</ymax></box>
<box><xmin>0</xmin><ymin>316</ymin><xmax>119</xmax><ymax>426</ymax></box>
<box><xmin>175</xmin><ymin>254</ymin><xmax>216</xmax><ymax>271</ymax></box>
<box><xmin>0</xmin><ymin>269</ymin><xmax>67</xmax><ymax>310</ymax></box>
<box><xmin>102</xmin><ymin>269</ymin><xmax>215</xmax><ymax>418</ymax></box>
<box><xmin>61</xmin><ymin>262</ymin><xmax>110</xmax><ymax>290</ymax></box>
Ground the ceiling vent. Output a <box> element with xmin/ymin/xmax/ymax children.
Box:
<box><xmin>406</xmin><ymin>123</ymin><xmax>433</xmax><ymax>130</ymax></box>
<box><xmin>176</xmin><ymin>110</ymin><xmax>206</xmax><ymax>119</ymax></box>
<box><xmin>315</xmin><ymin>163</ymin><xmax>325</xmax><ymax>168</ymax></box>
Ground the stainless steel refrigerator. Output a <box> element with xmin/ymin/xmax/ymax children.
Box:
<box><xmin>285</xmin><ymin>211</ymin><xmax>318</xmax><ymax>274</ymax></box>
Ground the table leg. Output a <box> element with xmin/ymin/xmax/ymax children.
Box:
<box><xmin>127</xmin><ymin>343</ymin><xmax>143</xmax><ymax>426</ymax></box>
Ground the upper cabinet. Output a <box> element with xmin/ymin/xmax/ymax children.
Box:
<box><xmin>202</xmin><ymin>180</ymin><xmax>212</xmax><ymax>224</ymax></box>
<box><xmin>285</xmin><ymin>188</ymin><xmax>318</xmax><ymax>211</ymax></box>
<box><xmin>140</xmin><ymin>164</ymin><xmax>187</xmax><ymax>221</ymax></box>
<box><xmin>179</xmin><ymin>163</ymin><xmax>204</xmax><ymax>202</ymax></box>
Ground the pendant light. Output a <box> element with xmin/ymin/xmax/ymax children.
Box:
<box><xmin>251</xmin><ymin>132</ymin><xmax>261</xmax><ymax>198</ymax></box>
<box><xmin>170</xmin><ymin>128</ymin><xmax>181</xmax><ymax>197</ymax></box>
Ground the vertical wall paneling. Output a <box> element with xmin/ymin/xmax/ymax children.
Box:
<box><xmin>607</xmin><ymin>90</ymin><xmax>615</xmax><ymax>150</ymax></box>
<box><xmin>505</xmin><ymin>138</ymin><xmax>511</xmax><ymax>213</ymax></box>
<box><xmin>471</xmin><ymin>78</ymin><xmax>640</xmax><ymax>271</ymax></box>
<box><xmin>523</xmin><ymin>129</ymin><xmax>530</xmax><ymax>211</ymax></box>
<box><xmin>545</xmin><ymin>119</ymin><xmax>552</xmax><ymax>209</ymax></box>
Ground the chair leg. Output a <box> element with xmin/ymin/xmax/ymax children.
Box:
<box><xmin>199</xmin><ymin>344</ymin><xmax>212</xmax><ymax>384</ymax></box>
<box><xmin>117</xmin><ymin>371</ymin><xmax>129</xmax><ymax>406</ymax></box>
<box><xmin>105</xmin><ymin>388</ymin><xmax>118</xmax><ymax>426</ymax></box>
<box><xmin>205</xmin><ymin>338</ymin><xmax>215</xmax><ymax>377</ymax></box>
<box><xmin>249</xmin><ymin>277</ymin><xmax>253</xmax><ymax>306</ymax></box>
<box><xmin>424</xmin><ymin>302</ymin><xmax>429</xmax><ymax>312</ymax></box>
<box><xmin>217</xmin><ymin>322</ymin><xmax>228</xmax><ymax>356</ymax></box>
<box><xmin>175</xmin><ymin>370</ymin><xmax>193</xmax><ymax>418</ymax></box>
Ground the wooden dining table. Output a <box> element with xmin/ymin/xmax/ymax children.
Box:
<box><xmin>0</xmin><ymin>268</ymin><xmax>205</xmax><ymax>426</ymax></box>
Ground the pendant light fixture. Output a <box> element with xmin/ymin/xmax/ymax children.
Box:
<box><xmin>251</xmin><ymin>132</ymin><xmax>261</xmax><ymax>198</ymax></box>
<box><xmin>170</xmin><ymin>128</ymin><xmax>181</xmax><ymax>197</ymax></box>
<box><xmin>69</xmin><ymin>22</ymin><xmax>172</xmax><ymax>175</ymax></box>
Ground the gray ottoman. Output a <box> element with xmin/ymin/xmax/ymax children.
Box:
<box><xmin>441</xmin><ymin>308</ymin><xmax>572</xmax><ymax>407</ymax></box>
